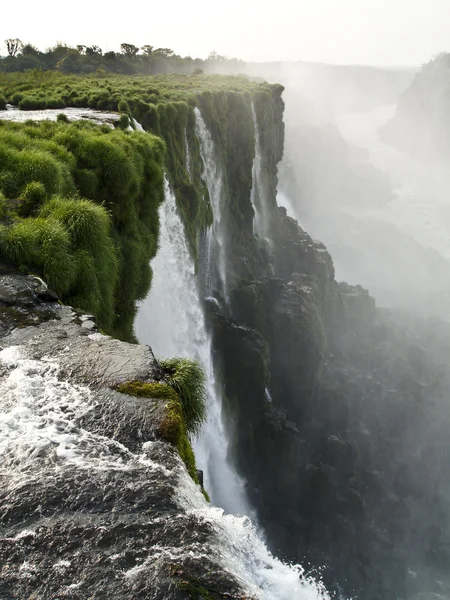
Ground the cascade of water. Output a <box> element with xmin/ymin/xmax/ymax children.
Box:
<box><xmin>251</xmin><ymin>102</ymin><xmax>272</xmax><ymax>242</ymax></box>
<box><xmin>134</xmin><ymin>178</ymin><xmax>329</xmax><ymax>600</ymax></box>
<box><xmin>135</xmin><ymin>177</ymin><xmax>250</xmax><ymax>516</ymax></box>
<box><xmin>132</xmin><ymin>118</ymin><xmax>145</xmax><ymax>132</ymax></box>
<box><xmin>0</xmin><ymin>346</ymin><xmax>328</xmax><ymax>599</ymax></box>
<box><xmin>194</xmin><ymin>107</ymin><xmax>229</xmax><ymax>302</ymax></box>
<box><xmin>184</xmin><ymin>129</ymin><xmax>192</xmax><ymax>179</ymax></box>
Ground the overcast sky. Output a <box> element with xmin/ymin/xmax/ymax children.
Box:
<box><xmin>3</xmin><ymin>0</ymin><xmax>450</xmax><ymax>66</ymax></box>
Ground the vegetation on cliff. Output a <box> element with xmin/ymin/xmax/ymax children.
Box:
<box><xmin>115</xmin><ymin>357</ymin><xmax>207</xmax><ymax>484</ymax></box>
<box><xmin>0</xmin><ymin>71</ymin><xmax>283</xmax><ymax>280</ymax></box>
<box><xmin>0</xmin><ymin>118</ymin><xmax>165</xmax><ymax>339</ymax></box>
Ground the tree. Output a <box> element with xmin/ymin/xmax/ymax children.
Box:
<box><xmin>141</xmin><ymin>45</ymin><xmax>154</xmax><ymax>56</ymax></box>
<box><xmin>5</xmin><ymin>38</ymin><xmax>23</xmax><ymax>57</ymax></box>
<box><xmin>153</xmin><ymin>48</ymin><xmax>174</xmax><ymax>57</ymax></box>
<box><xmin>104</xmin><ymin>51</ymin><xmax>117</xmax><ymax>62</ymax></box>
<box><xmin>20</xmin><ymin>44</ymin><xmax>40</xmax><ymax>56</ymax></box>
<box><xmin>208</xmin><ymin>50</ymin><xmax>227</xmax><ymax>62</ymax></box>
<box><xmin>120</xmin><ymin>43</ymin><xmax>139</xmax><ymax>57</ymax></box>
<box><xmin>76</xmin><ymin>45</ymin><xmax>87</xmax><ymax>55</ymax></box>
<box><xmin>86</xmin><ymin>45</ymin><xmax>102</xmax><ymax>56</ymax></box>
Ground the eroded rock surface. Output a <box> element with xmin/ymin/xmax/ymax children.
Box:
<box><xmin>0</xmin><ymin>266</ymin><xmax>254</xmax><ymax>600</ymax></box>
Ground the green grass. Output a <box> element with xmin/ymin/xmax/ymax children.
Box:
<box><xmin>159</xmin><ymin>357</ymin><xmax>207</xmax><ymax>436</ymax></box>
<box><xmin>0</xmin><ymin>118</ymin><xmax>165</xmax><ymax>338</ymax></box>
<box><xmin>0</xmin><ymin>73</ymin><xmax>284</xmax><ymax>337</ymax></box>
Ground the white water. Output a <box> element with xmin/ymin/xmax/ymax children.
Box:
<box><xmin>184</xmin><ymin>129</ymin><xmax>192</xmax><ymax>179</ymax></box>
<box><xmin>0</xmin><ymin>346</ymin><xmax>165</xmax><ymax>482</ymax></box>
<box><xmin>135</xmin><ymin>177</ymin><xmax>250</xmax><ymax>515</ymax></box>
<box><xmin>0</xmin><ymin>346</ymin><xmax>327</xmax><ymax>599</ymax></box>
<box><xmin>0</xmin><ymin>105</ymin><xmax>121</xmax><ymax>126</ymax></box>
<box><xmin>251</xmin><ymin>102</ymin><xmax>272</xmax><ymax>242</ymax></box>
<box><xmin>134</xmin><ymin>177</ymin><xmax>329</xmax><ymax>599</ymax></box>
<box><xmin>194</xmin><ymin>107</ymin><xmax>229</xmax><ymax>301</ymax></box>
<box><xmin>132</xmin><ymin>118</ymin><xmax>145</xmax><ymax>132</ymax></box>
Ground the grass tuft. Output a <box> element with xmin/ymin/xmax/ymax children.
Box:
<box><xmin>159</xmin><ymin>357</ymin><xmax>207</xmax><ymax>436</ymax></box>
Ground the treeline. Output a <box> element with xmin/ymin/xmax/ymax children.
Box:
<box><xmin>0</xmin><ymin>39</ymin><xmax>244</xmax><ymax>75</ymax></box>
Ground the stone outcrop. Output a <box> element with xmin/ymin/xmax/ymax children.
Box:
<box><xmin>201</xmin><ymin>105</ymin><xmax>450</xmax><ymax>598</ymax></box>
<box><xmin>0</xmin><ymin>264</ymin><xmax>254</xmax><ymax>600</ymax></box>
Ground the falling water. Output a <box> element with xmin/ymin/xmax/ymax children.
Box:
<box><xmin>0</xmin><ymin>345</ymin><xmax>328</xmax><ymax>600</ymax></box>
<box><xmin>251</xmin><ymin>102</ymin><xmax>272</xmax><ymax>242</ymax></box>
<box><xmin>194</xmin><ymin>107</ymin><xmax>229</xmax><ymax>302</ymax></box>
<box><xmin>135</xmin><ymin>177</ymin><xmax>249</xmax><ymax>515</ymax></box>
<box><xmin>134</xmin><ymin>177</ymin><xmax>330</xmax><ymax>600</ymax></box>
<box><xmin>184</xmin><ymin>129</ymin><xmax>192</xmax><ymax>179</ymax></box>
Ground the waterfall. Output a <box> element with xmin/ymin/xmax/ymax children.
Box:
<box><xmin>251</xmin><ymin>102</ymin><xmax>272</xmax><ymax>242</ymax></box>
<box><xmin>135</xmin><ymin>177</ymin><xmax>329</xmax><ymax>600</ymax></box>
<box><xmin>132</xmin><ymin>118</ymin><xmax>145</xmax><ymax>132</ymax></box>
<box><xmin>194</xmin><ymin>107</ymin><xmax>229</xmax><ymax>302</ymax></box>
<box><xmin>184</xmin><ymin>129</ymin><xmax>192</xmax><ymax>179</ymax></box>
<box><xmin>135</xmin><ymin>177</ymin><xmax>249</xmax><ymax>516</ymax></box>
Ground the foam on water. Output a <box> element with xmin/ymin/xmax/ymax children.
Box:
<box><xmin>0</xmin><ymin>346</ymin><xmax>164</xmax><ymax>480</ymax></box>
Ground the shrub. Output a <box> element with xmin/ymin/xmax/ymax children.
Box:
<box><xmin>159</xmin><ymin>358</ymin><xmax>207</xmax><ymax>435</ymax></box>
<box><xmin>18</xmin><ymin>181</ymin><xmax>47</xmax><ymax>216</ymax></box>
<box><xmin>0</xmin><ymin>95</ymin><xmax>6</xmax><ymax>110</ymax></box>
<box><xmin>46</xmin><ymin>97</ymin><xmax>65</xmax><ymax>109</ymax></box>
<box><xmin>118</xmin><ymin>99</ymin><xmax>130</xmax><ymax>113</ymax></box>
<box><xmin>57</xmin><ymin>113</ymin><xmax>69</xmax><ymax>123</ymax></box>
<box><xmin>0</xmin><ymin>217</ymin><xmax>74</xmax><ymax>294</ymax></box>
<box><xmin>19</xmin><ymin>97</ymin><xmax>47</xmax><ymax>110</ymax></box>
<box><xmin>117</xmin><ymin>114</ymin><xmax>130</xmax><ymax>130</ymax></box>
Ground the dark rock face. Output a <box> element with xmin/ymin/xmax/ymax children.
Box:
<box><xmin>208</xmin><ymin>182</ymin><xmax>450</xmax><ymax>598</ymax></box>
<box><xmin>0</xmin><ymin>267</ymin><xmax>254</xmax><ymax>600</ymax></box>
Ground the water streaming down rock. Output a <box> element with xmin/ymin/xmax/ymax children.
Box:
<box><xmin>194</xmin><ymin>107</ymin><xmax>229</xmax><ymax>302</ymax></box>
<box><xmin>134</xmin><ymin>178</ymin><xmax>330</xmax><ymax>600</ymax></box>
<box><xmin>184</xmin><ymin>129</ymin><xmax>192</xmax><ymax>179</ymax></box>
<box><xmin>0</xmin><ymin>341</ymin><xmax>328</xmax><ymax>599</ymax></box>
<box><xmin>135</xmin><ymin>177</ymin><xmax>250</xmax><ymax>516</ymax></box>
<box><xmin>251</xmin><ymin>102</ymin><xmax>272</xmax><ymax>242</ymax></box>
<box><xmin>132</xmin><ymin>118</ymin><xmax>145</xmax><ymax>132</ymax></box>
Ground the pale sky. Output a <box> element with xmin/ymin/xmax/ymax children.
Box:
<box><xmin>3</xmin><ymin>0</ymin><xmax>450</xmax><ymax>66</ymax></box>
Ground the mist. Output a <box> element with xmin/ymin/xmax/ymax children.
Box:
<box><xmin>3</xmin><ymin>7</ymin><xmax>450</xmax><ymax>598</ymax></box>
<box><xmin>222</xmin><ymin>57</ymin><xmax>450</xmax><ymax>597</ymax></box>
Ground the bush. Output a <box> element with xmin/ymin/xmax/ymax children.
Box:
<box><xmin>118</xmin><ymin>99</ymin><xmax>130</xmax><ymax>113</ymax></box>
<box><xmin>159</xmin><ymin>358</ymin><xmax>207</xmax><ymax>435</ymax></box>
<box><xmin>0</xmin><ymin>95</ymin><xmax>6</xmax><ymax>110</ymax></box>
<box><xmin>19</xmin><ymin>97</ymin><xmax>47</xmax><ymax>110</ymax></box>
<box><xmin>57</xmin><ymin>113</ymin><xmax>69</xmax><ymax>123</ymax></box>
<box><xmin>117</xmin><ymin>113</ymin><xmax>130</xmax><ymax>130</ymax></box>
<box><xmin>0</xmin><ymin>217</ymin><xmax>74</xmax><ymax>294</ymax></box>
<box><xmin>18</xmin><ymin>181</ymin><xmax>47</xmax><ymax>216</ymax></box>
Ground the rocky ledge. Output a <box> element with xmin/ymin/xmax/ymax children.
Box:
<box><xmin>0</xmin><ymin>265</ymin><xmax>254</xmax><ymax>600</ymax></box>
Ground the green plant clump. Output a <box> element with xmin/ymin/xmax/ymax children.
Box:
<box><xmin>115</xmin><ymin>379</ymin><xmax>200</xmax><ymax>482</ymax></box>
<box><xmin>159</xmin><ymin>357</ymin><xmax>207</xmax><ymax>435</ymax></box>
<box><xmin>0</xmin><ymin>118</ymin><xmax>165</xmax><ymax>339</ymax></box>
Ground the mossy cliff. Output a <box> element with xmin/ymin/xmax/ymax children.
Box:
<box><xmin>2</xmin><ymin>70</ymin><xmax>449</xmax><ymax>599</ymax></box>
<box><xmin>173</xmin><ymin>79</ymin><xmax>450</xmax><ymax>600</ymax></box>
<box><xmin>0</xmin><ymin>118</ymin><xmax>165</xmax><ymax>340</ymax></box>
<box><xmin>0</xmin><ymin>73</ymin><xmax>280</xmax><ymax>338</ymax></box>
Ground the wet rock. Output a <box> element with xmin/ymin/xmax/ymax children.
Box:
<box><xmin>0</xmin><ymin>268</ymin><xmax>254</xmax><ymax>599</ymax></box>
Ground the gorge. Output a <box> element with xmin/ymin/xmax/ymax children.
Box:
<box><xmin>1</xmin><ymin>59</ymin><xmax>450</xmax><ymax>600</ymax></box>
